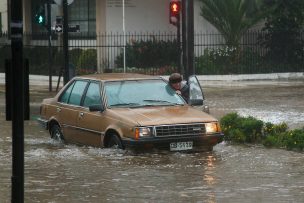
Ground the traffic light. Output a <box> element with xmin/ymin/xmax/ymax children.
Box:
<box><xmin>34</xmin><ymin>5</ymin><xmax>46</xmax><ymax>26</ymax></box>
<box><xmin>169</xmin><ymin>0</ymin><xmax>181</xmax><ymax>26</ymax></box>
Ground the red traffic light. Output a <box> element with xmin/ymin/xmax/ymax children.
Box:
<box><xmin>170</xmin><ymin>1</ymin><xmax>180</xmax><ymax>15</ymax></box>
<box><xmin>169</xmin><ymin>1</ymin><xmax>181</xmax><ymax>26</ymax></box>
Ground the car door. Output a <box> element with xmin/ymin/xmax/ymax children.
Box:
<box><xmin>57</xmin><ymin>80</ymin><xmax>89</xmax><ymax>143</ymax></box>
<box><xmin>76</xmin><ymin>81</ymin><xmax>105</xmax><ymax>147</ymax></box>
<box><xmin>188</xmin><ymin>75</ymin><xmax>209</xmax><ymax>112</ymax></box>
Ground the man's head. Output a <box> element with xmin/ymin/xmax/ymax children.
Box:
<box><xmin>169</xmin><ymin>73</ymin><xmax>182</xmax><ymax>90</ymax></box>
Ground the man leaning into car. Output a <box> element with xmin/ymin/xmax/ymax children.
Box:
<box><xmin>168</xmin><ymin>73</ymin><xmax>189</xmax><ymax>102</ymax></box>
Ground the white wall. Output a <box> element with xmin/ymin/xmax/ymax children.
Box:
<box><xmin>105</xmin><ymin>0</ymin><xmax>217</xmax><ymax>33</ymax></box>
<box><xmin>0</xmin><ymin>0</ymin><xmax>8</xmax><ymax>32</ymax></box>
<box><xmin>106</xmin><ymin>0</ymin><xmax>174</xmax><ymax>32</ymax></box>
<box><xmin>0</xmin><ymin>0</ymin><xmax>220</xmax><ymax>34</ymax></box>
<box><xmin>194</xmin><ymin>0</ymin><xmax>217</xmax><ymax>32</ymax></box>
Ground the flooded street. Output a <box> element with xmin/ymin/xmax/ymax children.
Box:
<box><xmin>1</xmin><ymin>80</ymin><xmax>304</xmax><ymax>203</ymax></box>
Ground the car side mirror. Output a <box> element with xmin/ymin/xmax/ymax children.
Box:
<box><xmin>189</xmin><ymin>99</ymin><xmax>204</xmax><ymax>106</ymax></box>
<box><xmin>89</xmin><ymin>105</ymin><xmax>104</xmax><ymax>112</ymax></box>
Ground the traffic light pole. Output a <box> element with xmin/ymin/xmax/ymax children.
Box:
<box><xmin>177</xmin><ymin>20</ymin><xmax>182</xmax><ymax>74</ymax></box>
<box><xmin>182</xmin><ymin>0</ymin><xmax>194</xmax><ymax>79</ymax></box>
<box><xmin>10</xmin><ymin>0</ymin><xmax>24</xmax><ymax>202</ymax></box>
<box><xmin>47</xmin><ymin>0</ymin><xmax>53</xmax><ymax>91</ymax></box>
<box><xmin>63</xmin><ymin>0</ymin><xmax>70</xmax><ymax>85</ymax></box>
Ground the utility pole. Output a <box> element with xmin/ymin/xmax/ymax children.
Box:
<box><xmin>47</xmin><ymin>0</ymin><xmax>53</xmax><ymax>91</ymax></box>
<box><xmin>182</xmin><ymin>0</ymin><xmax>194</xmax><ymax>79</ymax></box>
<box><xmin>169</xmin><ymin>0</ymin><xmax>182</xmax><ymax>74</ymax></box>
<box><xmin>10</xmin><ymin>0</ymin><xmax>24</xmax><ymax>201</ymax></box>
<box><xmin>177</xmin><ymin>18</ymin><xmax>182</xmax><ymax>74</ymax></box>
<box><xmin>62</xmin><ymin>0</ymin><xmax>69</xmax><ymax>84</ymax></box>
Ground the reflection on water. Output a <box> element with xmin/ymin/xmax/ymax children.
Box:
<box><xmin>1</xmin><ymin>128</ymin><xmax>304</xmax><ymax>203</ymax></box>
<box><xmin>1</xmin><ymin>83</ymin><xmax>304</xmax><ymax>202</ymax></box>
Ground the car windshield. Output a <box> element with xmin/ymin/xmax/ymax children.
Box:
<box><xmin>105</xmin><ymin>79</ymin><xmax>185</xmax><ymax>108</ymax></box>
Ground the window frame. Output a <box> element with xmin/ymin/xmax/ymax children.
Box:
<box><xmin>58</xmin><ymin>79</ymin><xmax>90</xmax><ymax>106</ymax></box>
<box><xmin>81</xmin><ymin>80</ymin><xmax>102</xmax><ymax>108</ymax></box>
<box><xmin>68</xmin><ymin>0</ymin><xmax>96</xmax><ymax>37</ymax></box>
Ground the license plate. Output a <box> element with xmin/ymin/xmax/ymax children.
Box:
<box><xmin>170</xmin><ymin>141</ymin><xmax>193</xmax><ymax>151</ymax></box>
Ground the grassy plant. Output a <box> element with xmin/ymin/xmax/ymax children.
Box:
<box><xmin>220</xmin><ymin>112</ymin><xmax>304</xmax><ymax>152</ymax></box>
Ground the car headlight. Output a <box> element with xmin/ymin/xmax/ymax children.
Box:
<box><xmin>135</xmin><ymin>127</ymin><xmax>153</xmax><ymax>139</ymax></box>
<box><xmin>205</xmin><ymin>122</ymin><xmax>220</xmax><ymax>134</ymax></box>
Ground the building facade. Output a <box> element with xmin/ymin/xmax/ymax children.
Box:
<box><xmin>0</xmin><ymin>0</ymin><xmax>8</xmax><ymax>32</ymax></box>
<box><xmin>0</xmin><ymin>0</ymin><xmax>216</xmax><ymax>34</ymax></box>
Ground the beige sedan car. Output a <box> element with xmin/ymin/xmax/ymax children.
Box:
<box><xmin>38</xmin><ymin>73</ymin><xmax>223</xmax><ymax>151</ymax></box>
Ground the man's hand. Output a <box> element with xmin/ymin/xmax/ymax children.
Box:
<box><xmin>176</xmin><ymin>90</ymin><xmax>182</xmax><ymax>95</ymax></box>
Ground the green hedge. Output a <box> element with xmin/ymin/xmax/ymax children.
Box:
<box><xmin>0</xmin><ymin>46</ymin><xmax>94</xmax><ymax>75</ymax></box>
<box><xmin>76</xmin><ymin>49</ymin><xmax>97</xmax><ymax>75</ymax></box>
<box><xmin>220</xmin><ymin>112</ymin><xmax>304</xmax><ymax>151</ymax></box>
<box><xmin>195</xmin><ymin>46</ymin><xmax>303</xmax><ymax>74</ymax></box>
<box><xmin>115</xmin><ymin>40</ymin><xmax>179</xmax><ymax>69</ymax></box>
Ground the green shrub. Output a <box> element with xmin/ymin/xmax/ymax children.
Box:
<box><xmin>285</xmin><ymin>129</ymin><xmax>304</xmax><ymax>151</ymax></box>
<box><xmin>76</xmin><ymin>49</ymin><xmax>97</xmax><ymax>74</ymax></box>
<box><xmin>220</xmin><ymin>113</ymin><xmax>263</xmax><ymax>143</ymax></box>
<box><xmin>239</xmin><ymin>116</ymin><xmax>264</xmax><ymax>143</ymax></box>
<box><xmin>220</xmin><ymin>112</ymin><xmax>240</xmax><ymax>131</ymax></box>
<box><xmin>69</xmin><ymin>48</ymin><xmax>83</xmax><ymax>67</ymax></box>
<box><xmin>0</xmin><ymin>45</ymin><xmax>11</xmax><ymax>72</ymax></box>
<box><xmin>195</xmin><ymin>47</ymin><xmax>263</xmax><ymax>75</ymax></box>
<box><xmin>262</xmin><ymin>135</ymin><xmax>277</xmax><ymax>147</ymax></box>
<box><xmin>115</xmin><ymin>39</ymin><xmax>179</xmax><ymax>69</ymax></box>
<box><xmin>263</xmin><ymin>122</ymin><xmax>288</xmax><ymax>136</ymax></box>
<box><xmin>24</xmin><ymin>46</ymin><xmax>54</xmax><ymax>75</ymax></box>
<box><xmin>220</xmin><ymin>112</ymin><xmax>304</xmax><ymax>152</ymax></box>
<box><xmin>227</xmin><ymin>129</ymin><xmax>246</xmax><ymax>143</ymax></box>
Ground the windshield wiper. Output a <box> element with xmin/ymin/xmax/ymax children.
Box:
<box><xmin>109</xmin><ymin>103</ymin><xmax>141</xmax><ymax>107</ymax></box>
<box><xmin>143</xmin><ymin>99</ymin><xmax>183</xmax><ymax>106</ymax></box>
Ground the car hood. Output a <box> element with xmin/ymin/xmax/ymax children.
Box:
<box><xmin>107</xmin><ymin>105</ymin><xmax>217</xmax><ymax>126</ymax></box>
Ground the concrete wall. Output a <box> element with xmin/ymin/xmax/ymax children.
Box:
<box><xmin>0</xmin><ymin>0</ymin><xmax>8</xmax><ymax>32</ymax></box>
<box><xmin>104</xmin><ymin>0</ymin><xmax>217</xmax><ymax>33</ymax></box>
<box><xmin>105</xmin><ymin>0</ymin><xmax>174</xmax><ymax>32</ymax></box>
<box><xmin>1</xmin><ymin>0</ymin><xmax>264</xmax><ymax>34</ymax></box>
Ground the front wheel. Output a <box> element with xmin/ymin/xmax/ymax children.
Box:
<box><xmin>108</xmin><ymin>134</ymin><xmax>124</xmax><ymax>149</ymax></box>
<box><xmin>50</xmin><ymin>124</ymin><xmax>64</xmax><ymax>142</ymax></box>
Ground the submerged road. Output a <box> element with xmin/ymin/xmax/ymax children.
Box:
<box><xmin>0</xmin><ymin>79</ymin><xmax>303</xmax><ymax>203</ymax></box>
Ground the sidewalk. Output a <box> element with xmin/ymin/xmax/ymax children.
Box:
<box><xmin>0</xmin><ymin>73</ymin><xmax>64</xmax><ymax>88</ymax></box>
<box><xmin>0</xmin><ymin>72</ymin><xmax>303</xmax><ymax>87</ymax></box>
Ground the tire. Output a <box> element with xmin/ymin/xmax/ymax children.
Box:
<box><xmin>108</xmin><ymin>134</ymin><xmax>124</xmax><ymax>149</ymax></box>
<box><xmin>50</xmin><ymin>124</ymin><xmax>64</xmax><ymax>141</ymax></box>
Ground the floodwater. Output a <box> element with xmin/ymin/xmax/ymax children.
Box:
<box><xmin>0</xmin><ymin>80</ymin><xmax>304</xmax><ymax>203</ymax></box>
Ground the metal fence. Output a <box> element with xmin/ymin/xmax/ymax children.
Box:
<box><xmin>0</xmin><ymin>31</ymin><xmax>303</xmax><ymax>76</ymax></box>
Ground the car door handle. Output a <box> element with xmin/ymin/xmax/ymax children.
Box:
<box><xmin>57</xmin><ymin>107</ymin><xmax>61</xmax><ymax>113</ymax></box>
<box><xmin>79</xmin><ymin>112</ymin><xmax>84</xmax><ymax>118</ymax></box>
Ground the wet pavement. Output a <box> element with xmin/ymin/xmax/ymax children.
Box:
<box><xmin>0</xmin><ymin>80</ymin><xmax>304</xmax><ymax>203</ymax></box>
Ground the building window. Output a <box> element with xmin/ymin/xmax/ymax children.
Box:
<box><xmin>30</xmin><ymin>0</ymin><xmax>96</xmax><ymax>36</ymax></box>
<box><xmin>69</xmin><ymin>0</ymin><xmax>96</xmax><ymax>36</ymax></box>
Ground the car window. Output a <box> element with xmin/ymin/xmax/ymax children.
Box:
<box><xmin>105</xmin><ymin>79</ymin><xmax>185</xmax><ymax>107</ymax></box>
<box><xmin>59</xmin><ymin>82</ymin><xmax>75</xmax><ymax>103</ymax></box>
<box><xmin>83</xmin><ymin>82</ymin><xmax>101</xmax><ymax>108</ymax></box>
<box><xmin>189</xmin><ymin>76</ymin><xmax>204</xmax><ymax>100</ymax></box>
<box><xmin>68</xmin><ymin>80</ymin><xmax>88</xmax><ymax>106</ymax></box>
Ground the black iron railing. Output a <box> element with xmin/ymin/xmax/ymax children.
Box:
<box><xmin>1</xmin><ymin>31</ymin><xmax>303</xmax><ymax>75</ymax></box>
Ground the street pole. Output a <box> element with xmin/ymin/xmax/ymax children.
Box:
<box><xmin>47</xmin><ymin>0</ymin><xmax>53</xmax><ymax>91</ymax></box>
<box><xmin>123</xmin><ymin>0</ymin><xmax>126</xmax><ymax>73</ymax></box>
<box><xmin>177</xmin><ymin>17</ymin><xmax>182</xmax><ymax>74</ymax></box>
<box><xmin>10</xmin><ymin>0</ymin><xmax>24</xmax><ymax>201</ymax></box>
<box><xmin>63</xmin><ymin>0</ymin><xmax>69</xmax><ymax>84</ymax></box>
<box><xmin>182</xmin><ymin>0</ymin><xmax>194</xmax><ymax>79</ymax></box>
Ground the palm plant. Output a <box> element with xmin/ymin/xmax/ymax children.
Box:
<box><xmin>200</xmin><ymin>0</ymin><xmax>269</xmax><ymax>47</ymax></box>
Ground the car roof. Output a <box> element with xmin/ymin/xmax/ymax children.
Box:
<box><xmin>74</xmin><ymin>73</ymin><xmax>160</xmax><ymax>81</ymax></box>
